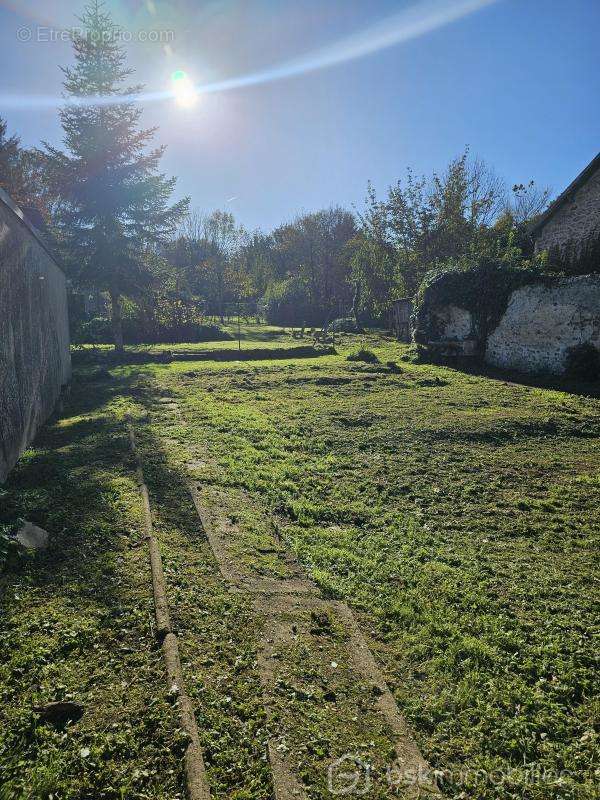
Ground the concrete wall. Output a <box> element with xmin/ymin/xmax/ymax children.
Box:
<box><xmin>0</xmin><ymin>188</ymin><xmax>71</xmax><ymax>482</ymax></box>
<box><xmin>535</xmin><ymin>163</ymin><xmax>600</xmax><ymax>253</ymax></box>
<box><xmin>486</xmin><ymin>276</ymin><xmax>600</xmax><ymax>375</ymax></box>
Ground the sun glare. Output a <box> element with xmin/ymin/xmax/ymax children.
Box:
<box><xmin>171</xmin><ymin>70</ymin><xmax>198</xmax><ymax>108</ymax></box>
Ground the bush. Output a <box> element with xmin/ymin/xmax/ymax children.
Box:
<box><xmin>260</xmin><ymin>278</ymin><xmax>320</xmax><ymax>327</ymax></box>
<box><xmin>73</xmin><ymin>315</ymin><xmax>231</xmax><ymax>345</ymax></box>
<box><xmin>73</xmin><ymin>316</ymin><xmax>113</xmax><ymax>344</ymax></box>
<box><xmin>565</xmin><ymin>343</ymin><xmax>600</xmax><ymax>381</ymax></box>
<box><xmin>123</xmin><ymin>319</ymin><xmax>230</xmax><ymax>345</ymax></box>
<box><xmin>347</xmin><ymin>349</ymin><xmax>380</xmax><ymax>364</ymax></box>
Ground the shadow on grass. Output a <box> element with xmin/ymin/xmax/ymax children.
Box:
<box><xmin>0</xmin><ymin>368</ymin><xmax>163</xmax><ymax>603</ymax></box>
<box><xmin>420</xmin><ymin>356</ymin><xmax>600</xmax><ymax>398</ymax></box>
<box><xmin>72</xmin><ymin>345</ymin><xmax>337</xmax><ymax>367</ymax></box>
<box><xmin>0</xmin><ymin>366</ymin><xmax>190</xmax><ymax>800</ymax></box>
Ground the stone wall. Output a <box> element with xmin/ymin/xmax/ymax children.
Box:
<box><xmin>0</xmin><ymin>188</ymin><xmax>71</xmax><ymax>482</ymax></box>
<box><xmin>432</xmin><ymin>303</ymin><xmax>473</xmax><ymax>341</ymax></box>
<box><xmin>535</xmin><ymin>162</ymin><xmax>600</xmax><ymax>253</ymax></box>
<box><xmin>486</xmin><ymin>276</ymin><xmax>600</xmax><ymax>375</ymax></box>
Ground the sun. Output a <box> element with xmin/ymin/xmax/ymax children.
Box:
<box><xmin>171</xmin><ymin>70</ymin><xmax>198</xmax><ymax>108</ymax></box>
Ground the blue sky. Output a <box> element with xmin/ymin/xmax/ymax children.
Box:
<box><xmin>1</xmin><ymin>0</ymin><xmax>599</xmax><ymax>231</ymax></box>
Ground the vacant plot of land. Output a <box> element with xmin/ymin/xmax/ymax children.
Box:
<box><xmin>1</xmin><ymin>329</ymin><xmax>598</xmax><ymax>799</ymax></box>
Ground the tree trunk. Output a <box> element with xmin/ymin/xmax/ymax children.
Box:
<box><xmin>110</xmin><ymin>290</ymin><xmax>124</xmax><ymax>353</ymax></box>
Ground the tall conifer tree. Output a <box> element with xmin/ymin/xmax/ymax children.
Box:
<box><xmin>45</xmin><ymin>1</ymin><xmax>188</xmax><ymax>350</ymax></box>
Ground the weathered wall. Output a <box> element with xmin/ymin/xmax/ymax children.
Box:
<box><xmin>433</xmin><ymin>304</ymin><xmax>473</xmax><ymax>341</ymax></box>
<box><xmin>535</xmin><ymin>163</ymin><xmax>600</xmax><ymax>253</ymax></box>
<box><xmin>486</xmin><ymin>276</ymin><xmax>600</xmax><ymax>375</ymax></box>
<box><xmin>0</xmin><ymin>188</ymin><xmax>71</xmax><ymax>482</ymax></box>
<box><xmin>391</xmin><ymin>297</ymin><xmax>413</xmax><ymax>341</ymax></box>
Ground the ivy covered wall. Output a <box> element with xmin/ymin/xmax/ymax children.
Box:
<box><xmin>414</xmin><ymin>262</ymin><xmax>600</xmax><ymax>376</ymax></box>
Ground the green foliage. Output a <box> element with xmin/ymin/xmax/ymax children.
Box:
<box><xmin>348</xmin><ymin>235</ymin><xmax>404</xmax><ymax>322</ymax></box>
<box><xmin>0</xmin><ymin>119</ymin><xmax>25</xmax><ymax>201</ymax></box>
<box><xmin>72</xmin><ymin>310</ymin><xmax>228</xmax><ymax>345</ymax></box>
<box><xmin>260</xmin><ymin>276</ymin><xmax>317</xmax><ymax>326</ymax></box>
<box><xmin>0</xmin><ymin>118</ymin><xmax>56</xmax><ymax>226</ymax></box>
<box><xmin>73</xmin><ymin>316</ymin><xmax>113</xmax><ymax>344</ymax></box>
<box><xmin>43</xmin><ymin>2</ymin><xmax>188</xmax><ymax>348</ymax></box>
<box><xmin>168</xmin><ymin>207</ymin><xmax>358</xmax><ymax>328</ymax></box>
<box><xmin>271</xmin><ymin>208</ymin><xmax>356</xmax><ymax>315</ymax></box>
<box><xmin>329</xmin><ymin>317</ymin><xmax>363</xmax><ymax>333</ymax></box>
<box><xmin>355</xmin><ymin>150</ymin><xmax>550</xmax><ymax>313</ymax></box>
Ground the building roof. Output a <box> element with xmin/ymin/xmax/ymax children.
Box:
<box><xmin>531</xmin><ymin>151</ymin><xmax>600</xmax><ymax>236</ymax></box>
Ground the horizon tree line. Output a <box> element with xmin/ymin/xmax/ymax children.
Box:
<box><xmin>0</xmin><ymin>1</ymin><xmax>580</xmax><ymax>351</ymax></box>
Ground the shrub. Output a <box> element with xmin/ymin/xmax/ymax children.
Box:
<box><xmin>260</xmin><ymin>278</ymin><xmax>320</xmax><ymax>327</ymax></box>
<box><xmin>73</xmin><ymin>316</ymin><xmax>231</xmax><ymax>345</ymax></box>
<box><xmin>565</xmin><ymin>343</ymin><xmax>600</xmax><ymax>381</ymax></box>
<box><xmin>73</xmin><ymin>316</ymin><xmax>113</xmax><ymax>344</ymax></box>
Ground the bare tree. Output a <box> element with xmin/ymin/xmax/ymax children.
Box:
<box><xmin>509</xmin><ymin>181</ymin><xmax>552</xmax><ymax>224</ymax></box>
<box><xmin>466</xmin><ymin>157</ymin><xmax>507</xmax><ymax>227</ymax></box>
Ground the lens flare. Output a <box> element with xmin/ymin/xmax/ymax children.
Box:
<box><xmin>1</xmin><ymin>0</ymin><xmax>501</xmax><ymax>110</ymax></box>
<box><xmin>171</xmin><ymin>69</ymin><xmax>198</xmax><ymax>108</ymax></box>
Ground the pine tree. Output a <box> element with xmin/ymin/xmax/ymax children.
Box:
<box><xmin>44</xmin><ymin>1</ymin><xmax>188</xmax><ymax>351</ymax></box>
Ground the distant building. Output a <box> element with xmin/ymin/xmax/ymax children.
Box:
<box><xmin>390</xmin><ymin>297</ymin><xmax>413</xmax><ymax>342</ymax></box>
<box><xmin>532</xmin><ymin>152</ymin><xmax>600</xmax><ymax>254</ymax></box>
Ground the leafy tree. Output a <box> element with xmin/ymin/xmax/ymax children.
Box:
<box><xmin>348</xmin><ymin>235</ymin><xmax>404</xmax><ymax>323</ymax></box>
<box><xmin>271</xmin><ymin>208</ymin><xmax>356</xmax><ymax>319</ymax></box>
<box><xmin>236</xmin><ymin>232</ymin><xmax>277</xmax><ymax>300</ymax></box>
<box><xmin>0</xmin><ymin>119</ymin><xmax>53</xmax><ymax>222</ymax></box>
<box><xmin>200</xmin><ymin>211</ymin><xmax>246</xmax><ymax>321</ymax></box>
<box><xmin>357</xmin><ymin>150</ymin><xmax>550</xmax><ymax>303</ymax></box>
<box><xmin>261</xmin><ymin>276</ymin><xmax>314</xmax><ymax>326</ymax></box>
<box><xmin>44</xmin><ymin>1</ymin><xmax>188</xmax><ymax>350</ymax></box>
<box><xmin>0</xmin><ymin>119</ymin><xmax>23</xmax><ymax>201</ymax></box>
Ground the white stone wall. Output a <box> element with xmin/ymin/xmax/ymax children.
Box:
<box><xmin>0</xmin><ymin>189</ymin><xmax>71</xmax><ymax>482</ymax></box>
<box><xmin>434</xmin><ymin>304</ymin><xmax>473</xmax><ymax>340</ymax></box>
<box><xmin>485</xmin><ymin>276</ymin><xmax>600</xmax><ymax>375</ymax></box>
<box><xmin>535</xmin><ymin>164</ymin><xmax>600</xmax><ymax>253</ymax></box>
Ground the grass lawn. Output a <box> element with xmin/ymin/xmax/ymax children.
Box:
<box><xmin>1</xmin><ymin>326</ymin><xmax>598</xmax><ymax>799</ymax></box>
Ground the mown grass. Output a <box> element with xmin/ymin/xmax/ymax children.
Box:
<box><xmin>137</xmin><ymin>328</ymin><xmax>599</xmax><ymax>799</ymax></box>
<box><xmin>0</xmin><ymin>368</ymin><xmax>272</xmax><ymax>800</ymax></box>
<box><xmin>0</xmin><ymin>375</ymin><xmax>187</xmax><ymax>799</ymax></box>
<box><xmin>2</xmin><ymin>327</ymin><xmax>599</xmax><ymax>799</ymax></box>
